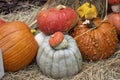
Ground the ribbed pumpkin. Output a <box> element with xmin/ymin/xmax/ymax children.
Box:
<box><xmin>70</xmin><ymin>18</ymin><xmax>118</xmax><ymax>61</ymax></box>
<box><xmin>36</xmin><ymin>32</ymin><xmax>82</xmax><ymax>78</ymax></box>
<box><xmin>0</xmin><ymin>21</ymin><xmax>38</xmax><ymax>71</ymax></box>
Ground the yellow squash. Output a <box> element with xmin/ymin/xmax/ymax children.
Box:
<box><xmin>77</xmin><ymin>2</ymin><xmax>97</xmax><ymax>20</ymax></box>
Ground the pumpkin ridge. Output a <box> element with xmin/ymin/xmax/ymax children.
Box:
<box><xmin>98</xmin><ymin>26</ymin><xmax>116</xmax><ymax>58</ymax></box>
<box><xmin>63</xmin><ymin>50</ymin><xmax>69</xmax><ymax>76</ymax></box>
<box><xmin>97</xmin><ymin>30</ymin><xmax>105</xmax><ymax>59</ymax></box>
<box><xmin>45</xmin><ymin>49</ymin><xmax>55</xmax><ymax>76</ymax></box>
<box><xmin>3</xmin><ymin>33</ymin><xmax>35</xmax><ymax>62</ymax></box>
<box><xmin>0</xmin><ymin>30</ymin><xmax>29</xmax><ymax>51</ymax></box>
<box><xmin>89</xmin><ymin>30</ymin><xmax>96</xmax><ymax>60</ymax></box>
<box><xmin>98</xmin><ymin>28</ymin><xmax>111</xmax><ymax>59</ymax></box>
<box><xmin>70</xmin><ymin>48</ymin><xmax>80</xmax><ymax>71</ymax></box>
<box><xmin>42</xmin><ymin>47</ymin><xmax>52</xmax><ymax>76</ymax></box>
<box><xmin>3</xmin><ymin>42</ymin><xmax>35</xmax><ymax>71</ymax></box>
<box><xmin>49</xmin><ymin>50</ymin><xmax>54</xmax><ymax>77</ymax></box>
<box><xmin>98</xmin><ymin>28</ymin><xmax>108</xmax><ymax>57</ymax></box>
<box><xmin>85</xmin><ymin>31</ymin><xmax>91</xmax><ymax>57</ymax></box>
<box><xmin>68</xmin><ymin>50</ymin><xmax>79</xmax><ymax>73</ymax></box>
<box><xmin>38</xmin><ymin>48</ymin><xmax>46</xmax><ymax>73</ymax></box>
<box><xmin>0</xmin><ymin>29</ymin><xmax>27</xmax><ymax>42</ymax></box>
<box><xmin>36</xmin><ymin>47</ymin><xmax>45</xmax><ymax>65</ymax></box>
<box><xmin>50</xmin><ymin>49</ymin><xmax>56</xmax><ymax>77</ymax></box>
<box><xmin>94</xmin><ymin>30</ymin><xmax>102</xmax><ymax>59</ymax></box>
<box><xmin>14</xmin><ymin>40</ymin><xmax>38</xmax><ymax>71</ymax></box>
<box><xmin>4</xmin><ymin>40</ymin><xmax>36</xmax><ymax>71</ymax></box>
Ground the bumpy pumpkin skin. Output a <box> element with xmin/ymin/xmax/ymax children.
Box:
<box><xmin>36</xmin><ymin>35</ymin><xmax>82</xmax><ymax>78</ymax></box>
<box><xmin>0</xmin><ymin>21</ymin><xmax>38</xmax><ymax>71</ymax></box>
<box><xmin>70</xmin><ymin>18</ymin><xmax>118</xmax><ymax>61</ymax></box>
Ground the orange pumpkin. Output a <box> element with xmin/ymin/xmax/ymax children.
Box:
<box><xmin>70</xmin><ymin>18</ymin><xmax>118</xmax><ymax>61</ymax></box>
<box><xmin>0</xmin><ymin>21</ymin><xmax>38</xmax><ymax>71</ymax></box>
<box><xmin>49</xmin><ymin>32</ymin><xmax>64</xmax><ymax>47</ymax></box>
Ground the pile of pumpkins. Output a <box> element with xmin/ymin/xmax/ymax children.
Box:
<box><xmin>0</xmin><ymin>0</ymin><xmax>119</xmax><ymax>79</ymax></box>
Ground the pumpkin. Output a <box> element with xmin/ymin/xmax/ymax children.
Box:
<box><xmin>36</xmin><ymin>32</ymin><xmax>82</xmax><ymax>78</ymax></box>
<box><xmin>37</xmin><ymin>5</ymin><xmax>78</xmax><ymax>35</ymax></box>
<box><xmin>35</xmin><ymin>32</ymin><xmax>46</xmax><ymax>46</ymax></box>
<box><xmin>0</xmin><ymin>19</ymin><xmax>5</xmax><ymax>25</ymax></box>
<box><xmin>70</xmin><ymin>18</ymin><xmax>118</xmax><ymax>61</ymax></box>
<box><xmin>77</xmin><ymin>2</ymin><xmax>97</xmax><ymax>20</ymax></box>
<box><xmin>111</xmin><ymin>4</ymin><xmax>120</xmax><ymax>13</ymax></box>
<box><xmin>108</xmin><ymin>0</ymin><xmax>120</xmax><ymax>5</ymax></box>
<box><xmin>107</xmin><ymin>13</ymin><xmax>120</xmax><ymax>35</ymax></box>
<box><xmin>0</xmin><ymin>21</ymin><xmax>38</xmax><ymax>71</ymax></box>
<box><xmin>108</xmin><ymin>0</ymin><xmax>120</xmax><ymax>13</ymax></box>
<box><xmin>49</xmin><ymin>32</ymin><xmax>64</xmax><ymax>48</ymax></box>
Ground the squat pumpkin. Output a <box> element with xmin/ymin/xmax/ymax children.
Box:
<box><xmin>36</xmin><ymin>32</ymin><xmax>82</xmax><ymax>78</ymax></box>
<box><xmin>37</xmin><ymin>5</ymin><xmax>78</xmax><ymax>35</ymax></box>
<box><xmin>0</xmin><ymin>21</ymin><xmax>38</xmax><ymax>71</ymax></box>
<box><xmin>70</xmin><ymin>18</ymin><xmax>118</xmax><ymax>61</ymax></box>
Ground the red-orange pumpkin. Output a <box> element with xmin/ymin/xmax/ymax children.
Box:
<box><xmin>37</xmin><ymin>5</ymin><xmax>78</xmax><ymax>35</ymax></box>
<box><xmin>49</xmin><ymin>32</ymin><xmax>64</xmax><ymax>47</ymax></box>
<box><xmin>0</xmin><ymin>21</ymin><xmax>38</xmax><ymax>71</ymax></box>
<box><xmin>70</xmin><ymin>18</ymin><xmax>118</xmax><ymax>61</ymax></box>
<box><xmin>108</xmin><ymin>0</ymin><xmax>120</xmax><ymax>5</ymax></box>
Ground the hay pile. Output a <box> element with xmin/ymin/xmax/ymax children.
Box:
<box><xmin>0</xmin><ymin>0</ymin><xmax>120</xmax><ymax>80</ymax></box>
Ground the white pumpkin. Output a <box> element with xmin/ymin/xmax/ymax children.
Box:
<box><xmin>36</xmin><ymin>32</ymin><xmax>82</xmax><ymax>79</ymax></box>
<box><xmin>35</xmin><ymin>32</ymin><xmax>46</xmax><ymax>46</ymax></box>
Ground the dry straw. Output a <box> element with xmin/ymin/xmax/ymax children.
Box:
<box><xmin>1</xmin><ymin>0</ymin><xmax>120</xmax><ymax>80</ymax></box>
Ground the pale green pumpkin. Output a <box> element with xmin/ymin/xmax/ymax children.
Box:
<box><xmin>36</xmin><ymin>34</ymin><xmax>82</xmax><ymax>78</ymax></box>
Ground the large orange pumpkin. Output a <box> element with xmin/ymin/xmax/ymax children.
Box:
<box><xmin>0</xmin><ymin>21</ymin><xmax>38</xmax><ymax>71</ymax></box>
<box><xmin>70</xmin><ymin>18</ymin><xmax>118</xmax><ymax>61</ymax></box>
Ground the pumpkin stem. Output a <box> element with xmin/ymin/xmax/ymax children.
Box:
<box><xmin>83</xmin><ymin>20</ymin><xmax>97</xmax><ymax>29</ymax></box>
<box><xmin>56</xmin><ymin>5</ymin><xmax>66</xmax><ymax>10</ymax></box>
<box><xmin>89</xmin><ymin>0</ymin><xmax>92</xmax><ymax>8</ymax></box>
<box><xmin>53</xmin><ymin>39</ymin><xmax>68</xmax><ymax>50</ymax></box>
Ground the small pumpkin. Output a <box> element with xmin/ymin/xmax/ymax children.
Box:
<box><xmin>49</xmin><ymin>32</ymin><xmax>64</xmax><ymax>48</ymax></box>
<box><xmin>0</xmin><ymin>21</ymin><xmax>38</xmax><ymax>71</ymax></box>
<box><xmin>70</xmin><ymin>18</ymin><xmax>118</xmax><ymax>61</ymax></box>
<box><xmin>37</xmin><ymin>5</ymin><xmax>78</xmax><ymax>35</ymax></box>
<box><xmin>36</xmin><ymin>32</ymin><xmax>82</xmax><ymax>78</ymax></box>
<box><xmin>107</xmin><ymin>13</ymin><xmax>120</xmax><ymax>35</ymax></box>
<box><xmin>77</xmin><ymin>2</ymin><xmax>97</xmax><ymax>20</ymax></box>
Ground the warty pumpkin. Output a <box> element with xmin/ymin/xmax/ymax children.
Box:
<box><xmin>0</xmin><ymin>21</ymin><xmax>38</xmax><ymax>72</ymax></box>
<box><xmin>70</xmin><ymin>18</ymin><xmax>118</xmax><ymax>61</ymax></box>
<box><xmin>36</xmin><ymin>32</ymin><xmax>82</xmax><ymax>78</ymax></box>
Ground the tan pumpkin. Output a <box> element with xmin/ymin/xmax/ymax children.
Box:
<box><xmin>0</xmin><ymin>21</ymin><xmax>38</xmax><ymax>71</ymax></box>
<box><xmin>70</xmin><ymin>18</ymin><xmax>118</xmax><ymax>61</ymax></box>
